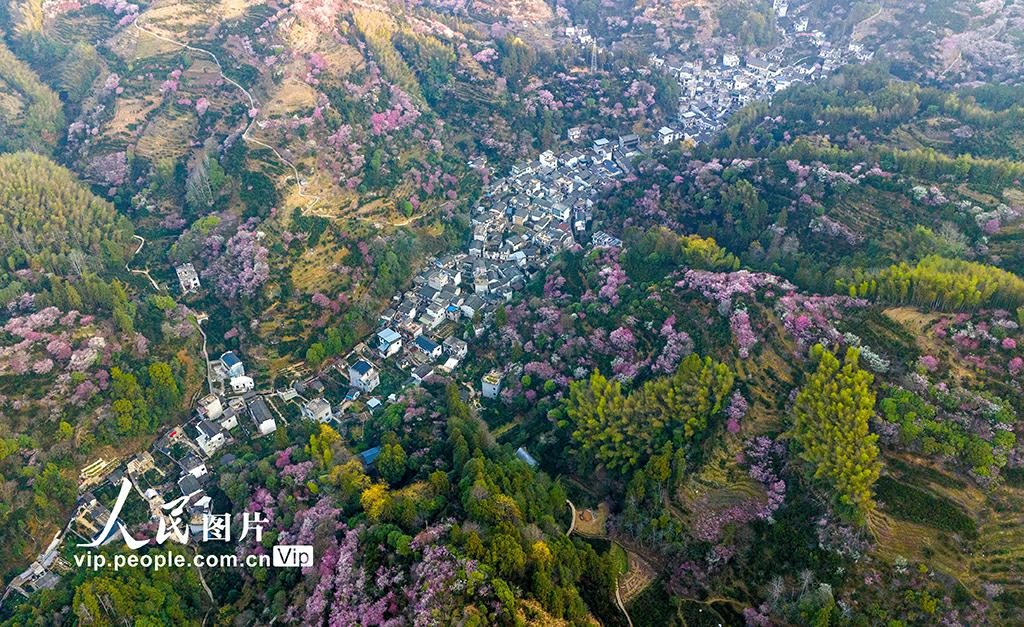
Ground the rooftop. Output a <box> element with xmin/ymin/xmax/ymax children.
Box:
<box><xmin>357</xmin><ymin>446</ymin><xmax>381</xmax><ymax>466</ymax></box>
<box><xmin>415</xmin><ymin>336</ymin><xmax>439</xmax><ymax>351</ymax></box>
<box><xmin>377</xmin><ymin>328</ymin><xmax>401</xmax><ymax>343</ymax></box>
<box><xmin>351</xmin><ymin>359</ymin><xmax>374</xmax><ymax>375</ymax></box>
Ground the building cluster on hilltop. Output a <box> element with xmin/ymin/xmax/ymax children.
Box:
<box><xmin>649</xmin><ymin>11</ymin><xmax>873</xmax><ymax>142</ymax></box>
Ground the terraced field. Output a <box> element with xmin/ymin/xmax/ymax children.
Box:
<box><xmin>972</xmin><ymin>483</ymin><xmax>1024</xmax><ymax>601</ymax></box>
<box><xmin>871</xmin><ymin>452</ymin><xmax>1024</xmax><ymax>614</ymax></box>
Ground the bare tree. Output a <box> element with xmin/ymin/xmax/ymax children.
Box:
<box><xmin>185</xmin><ymin>151</ymin><xmax>213</xmax><ymax>210</ymax></box>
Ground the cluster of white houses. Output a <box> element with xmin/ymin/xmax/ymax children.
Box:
<box><xmin>342</xmin><ymin>140</ymin><xmax>631</xmax><ymax>397</ymax></box>
<box><xmin>649</xmin><ymin>10</ymin><xmax>873</xmax><ymax>141</ymax></box>
<box><xmin>9</xmin><ymin>350</ymin><xmax>284</xmax><ymax>598</ymax></box>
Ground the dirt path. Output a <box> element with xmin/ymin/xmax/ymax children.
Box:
<box><xmin>132</xmin><ymin>19</ymin><xmax>323</xmax><ymax>214</ymax></box>
<box><xmin>125</xmin><ymin>234</ymin><xmax>163</xmax><ymax>291</ymax></box>
<box><xmin>564</xmin><ymin>501</ymin><xmax>637</xmax><ymax>627</ymax></box>
<box><xmin>193</xmin><ymin>312</ymin><xmax>213</xmax><ymax>398</ymax></box>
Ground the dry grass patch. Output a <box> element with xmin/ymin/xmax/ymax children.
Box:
<box><xmin>869</xmin><ymin>509</ymin><xmax>971</xmax><ymax>581</ymax></box>
<box><xmin>136</xmin><ymin>108</ymin><xmax>197</xmax><ymax>161</ymax></box>
<box><xmin>290</xmin><ymin>244</ymin><xmax>348</xmax><ymax>293</ymax></box>
<box><xmin>181</xmin><ymin>58</ymin><xmax>223</xmax><ymax>89</ymax></box>
<box><xmin>264</xmin><ymin>78</ymin><xmax>318</xmax><ymax>117</ymax></box>
<box><xmin>106</xmin><ymin>95</ymin><xmax>162</xmax><ymax>143</ymax></box>
<box><xmin>217</xmin><ymin>0</ymin><xmax>260</xmax><ymax>20</ymax></box>
<box><xmin>882</xmin><ymin>306</ymin><xmax>979</xmax><ymax>380</ymax></box>
<box><xmin>1003</xmin><ymin>187</ymin><xmax>1024</xmax><ymax>206</ymax></box>
<box><xmin>0</xmin><ymin>88</ymin><xmax>24</xmax><ymax>119</ymax></box>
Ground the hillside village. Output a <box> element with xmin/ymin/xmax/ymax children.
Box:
<box><xmin>8</xmin><ymin>133</ymin><xmax>633</xmax><ymax>597</ymax></box>
<box><xmin>0</xmin><ymin>2</ymin><xmax>938</xmax><ymax>605</ymax></box>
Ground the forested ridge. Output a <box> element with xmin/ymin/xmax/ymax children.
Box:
<box><xmin>846</xmin><ymin>255</ymin><xmax>1024</xmax><ymax>311</ymax></box>
<box><xmin>0</xmin><ymin>37</ymin><xmax>63</xmax><ymax>154</ymax></box>
<box><xmin>0</xmin><ymin>152</ymin><xmax>133</xmax><ymax>277</ymax></box>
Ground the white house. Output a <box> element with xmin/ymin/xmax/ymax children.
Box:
<box><xmin>230</xmin><ymin>376</ymin><xmax>254</xmax><ymax>394</ymax></box>
<box><xmin>414</xmin><ymin>336</ymin><xmax>443</xmax><ymax>360</ymax></box>
<box><xmin>592</xmin><ymin>138</ymin><xmax>613</xmax><ymax>162</ymax></box>
<box><xmin>175</xmin><ymin>263</ymin><xmax>200</xmax><ymax>294</ymax></box>
<box><xmin>377</xmin><ymin>328</ymin><xmax>402</xmax><ymax>358</ymax></box>
<box><xmin>658</xmin><ymin>126</ymin><xmax>680</xmax><ymax>145</ymax></box>
<box><xmin>193</xmin><ymin>419</ymin><xmax>225</xmax><ymax>457</ymax></box>
<box><xmin>539</xmin><ymin>150</ymin><xmax>558</xmax><ymax>169</ymax></box>
<box><xmin>178</xmin><ymin>475</ymin><xmax>202</xmax><ymax>499</ymax></box>
<box><xmin>219</xmin><ymin>407</ymin><xmax>239</xmax><ymax>431</ymax></box>
<box><xmin>427</xmin><ymin>271</ymin><xmax>449</xmax><ymax>291</ymax></box>
<box><xmin>349</xmin><ymin>360</ymin><xmax>380</xmax><ymax>393</ymax></box>
<box><xmin>412</xmin><ymin>363</ymin><xmax>434</xmax><ymax>383</ymax></box>
<box><xmin>482</xmin><ymin>370</ymin><xmax>503</xmax><ymax>399</ymax></box>
<box><xmin>618</xmin><ymin>134</ymin><xmax>640</xmax><ymax>152</ymax></box>
<box><xmin>248</xmin><ymin>397</ymin><xmax>277</xmax><ymax>435</ymax></box>
<box><xmin>443</xmin><ymin>336</ymin><xmax>468</xmax><ymax>360</ymax></box>
<box><xmin>301</xmin><ymin>397</ymin><xmax>333</xmax><ymax>423</ymax></box>
<box><xmin>197</xmin><ymin>394</ymin><xmax>223</xmax><ymax>421</ymax></box>
<box><xmin>722</xmin><ymin>52</ymin><xmax>740</xmax><ymax>67</ymax></box>
<box><xmin>219</xmin><ymin>351</ymin><xmax>245</xmax><ymax>378</ymax></box>
<box><xmin>181</xmin><ymin>454</ymin><xmax>208</xmax><ymax>479</ymax></box>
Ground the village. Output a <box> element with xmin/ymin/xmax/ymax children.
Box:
<box><xmin>6</xmin><ymin>4</ymin><xmax>876</xmax><ymax>599</ymax></box>
<box><xmin>6</xmin><ymin>132</ymin><xmax>639</xmax><ymax>598</ymax></box>
<box><xmin>569</xmin><ymin>0</ymin><xmax>873</xmax><ymax>143</ymax></box>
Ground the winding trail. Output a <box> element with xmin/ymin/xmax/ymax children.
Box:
<box><xmin>132</xmin><ymin>19</ymin><xmax>323</xmax><ymax>213</ymax></box>
<box><xmin>939</xmin><ymin>49</ymin><xmax>964</xmax><ymax>78</ymax></box>
<box><xmin>193</xmin><ymin>558</ymin><xmax>216</xmax><ymax>604</ymax></box>
<box><xmin>125</xmin><ymin>234</ymin><xmax>163</xmax><ymax>291</ymax></box>
<box><xmin>851</xmin><ymin>4</ymin><xmax>885</xmax><ymax>41</ymax></box>
<box><xmin>614</xmin><ymin>581</ymin><xmax>634</xmax><ymax>627</ymax></box>
<box><xmin>564</xmin><ymin>499</ymin><xmax>634</xmax><ymax>627</ymax></box>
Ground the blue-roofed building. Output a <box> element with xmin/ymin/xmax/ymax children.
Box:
<box><xmin>377</xmin><ymin>328</ymin><xmax>402</xmax><ymax>358</ymax></box>
<box><xmin>357</xmin><ymin>446</ymin><xmax>382</xmax><ymax>466</ymax></box>
<box><xmin>414</xmin><ymin>335</ymin><xmax>442</xmax><ymax>360</ymax></box>
<box><xmin>348</xmin><ymin>359</ymin><xmax>380</xmax><ymax>392</ymax></box>
<box><xmin>515</xmin><ymin>447</ymin><xmax>538</xmax><ymax>468</ymax></box>
<box><xmin>219</xmin><ymin>351</ymin><xmax>245</xmax><ymax>378</ymax></box>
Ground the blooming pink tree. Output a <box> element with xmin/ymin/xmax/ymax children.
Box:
<box><xmin>1009</xmin><ymin>357</ymin><xmax>1023</xmax><ymax>375</ymax></box>
<box><xmin>730</xmin><ymin>308</ymin><xmax>757</xmax><ymax>358</ymax></box>
<box><xmin>726</xmin><ymin>392</ymin><xmax>748</xmax><ymax>434</ymax></box>
<box><xmin>202</xmin><ymin>227</ymin><xmax>270</xmax><ymax>300</ymax></box>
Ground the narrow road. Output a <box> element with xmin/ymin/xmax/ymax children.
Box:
<box><xmin>192</xmin><ymin>559</ymin><xmax>216</xmax><ymax>604</ymax></box>
<box><xmin>852</xmin><ymin>4</ymin><xmax>885</xmax><ymax>40</ymax></box>
<box><xmin>194</xmin><ymin>313</ymin><xmax>213</xmax><ymax>397</ymax></box>
<box><xmin>614</xmin><ymin>580</ymin><xmax>634</xmax><ymax>627</ymax></box>
<box><xmin>939</xmin><ymin>49</ymin><xmax>963</xmax><ymax>77</ymax></box>
<box><xmin>132</xmin><ymin>19</ymin><xmax>323</xmax><ymax>213</ymax></box>
<box><xmin>125</xmin><ymin>234</ymin><xmax>163</xmax><ymax>291</ymax></box>
<box><xmin>564</xmin><ymin>499</ymin><xmax>634</xmax><ymax>627</ymax></box>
